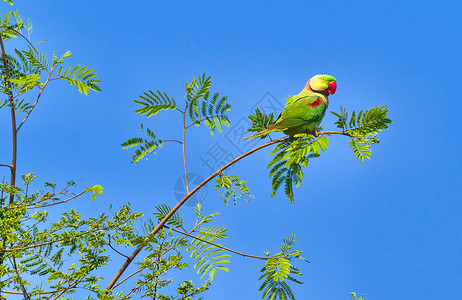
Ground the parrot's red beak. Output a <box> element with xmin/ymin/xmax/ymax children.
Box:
<box><xmin>328</xmin><ymin>81</ymin><xmax>337</xmax><ymax>95</ymax></box>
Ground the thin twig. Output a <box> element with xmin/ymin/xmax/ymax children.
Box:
<box><xmin>318</xmin><ymin>130</ymin><xmax>366</xmax><ymax>139</ymax></box>
<box><xmin>17</xmin><ymin>76</ymin><xmax>52</xmax><ymax>132</ymax></box>
<box><xmin>25</xmin><ymin>191</ymin><xmax>85</xmax><ymax>209</ymax></box>
<box><xmin>112</xmin><ymin>244</ymin><xmax>178</xmax><ymax>290</ymax></box>
<box><xmin>108</xmin><ymin>238</ymin><xmax>129</xmax><ymax>259</ymax></box>
<box><xmin>182</xmin><ymin>102</ymin><xmax>189</xmax><ymax>194</ymax></box>
<box><xmin>164</xmin><ymin>225</ymin><xmax>274</xmax><ymax>260</ymax></box>
<box><xmin>0</xmin><ymin>26</ymin><xmax>40</xmax><ymax>56</ymax></box>
<box><xmin>160</xmin><ymin>139</ymin><xmax>182</xmax><ymax>145</ymax></box>
<box><xmin>10</xmin><ymin>257</ymin><xmax>30</xmax><ymax>299</ymax></box>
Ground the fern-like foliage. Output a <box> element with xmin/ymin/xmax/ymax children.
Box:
<box><xmin>22</xmin><ymin>46</ymin><xmax>48</xmax><ymax>72</ymax></box>
<box><xmin>153</xmin><ymin>204</ymin><xmax>184</xmax><ymax>228</ymax></box>
<box><xmin>331</xmin><ymin>105</ymin><xmax>392</xmax><ymax>161</ymax></box>
<box><xmin>8</xmin><ymin>73</ymin><xmax>41</xmax><ymax>93</ymax></box>
<box><xmin>259</xmin><ymin>234</ymin><xmax>308</xmax><ymax>300</ymax></box>
<box><xmin>187</xmin><ymin>74</ymin><xmax>231</xmax><ymax>136</ymax></box>
<box><xmin>121</xmin><ymin>124</ymin><xmax>163</xmax><ymax>164</ymax></box>
<box><xmin>20</xmin><ymin>241</ymin><xmax>65</xmax><ymax>277</ymax></box>
<box><xmin>135</xmin><ymin>89</ymin><xmax>176</xmax><ymax>117</ymax></box>
<box><xmin>0</xmin><ymin>51</ymin><xmax>43</xmax><ymax>98</ymax></box>
<box><xmin>181</xmin><ymin>204</ymin><xmax>230</xmax><ymax>281</ymax></box>
<box><xmin>57</xmin><ymin>63</ymin><xmax>101</xmax><ymax>95</ymax></box>
<box><xmin>215</xmin><ymin>174</ymin><xmax>254</xmax><ymax>206</ymax></box>
<box><xmin>187</xmin><ymin>225</ymin><xmax>230</xmax><ymax>280</ymax></box>
<box><xmin>0</xmin><ymin>9</ymin><xmax>24</xmax><ymax>40</ymax></box>
<box><xmin>248</xmin><ymin>108</ymin><xmax>275</xmax><ymax>138</ymax></box>
<box><xmin>268</xmin><ymin>135</ymin><xmax>329</xmax><ymax>203</ymax></box>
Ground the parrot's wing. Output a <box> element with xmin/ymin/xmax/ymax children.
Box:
<box><xmin>280</xmin><ymin>95</ymin><xmax>324</xmax><ymax>121</ymax></box>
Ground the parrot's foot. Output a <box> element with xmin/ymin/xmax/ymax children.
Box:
<box><xmin>313</xmin><ymin>126</ymin><xmax>324</xmax><ymax>137</ymax></box>
<box><xmin>313</xmin><ymin>130</ymin><xmax>319</xmax><ymax>137</ymax></box>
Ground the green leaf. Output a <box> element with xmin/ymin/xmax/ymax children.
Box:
<box><xmin>121</xmin><ymin>124</ymin><xmax>163</xmax><ymax>164</ymax></box>
<box><xmin>185</xmin><ymin>75</ymin><xmax>231</xmax><ymax>136</ymax></box>
<box><xmin>85</xmin><ymin>184</ymin><xmax>104</xmax><ymax>200</ymax></box>
<box><xmin>267</xmin><ymin>136</ymin><xmax>328</xmax><ymax>203</ymax></box>
<box><xmin>58</xmin><ymin>64</ymin><xmax>101</xmax><ymax>95</ymax></box>
<box><xmin>134</xmin><ymin>90</ymin><xmax>176</xmax><ymax>117</ymax></box>
<box><xmin>247</xmin><ymin>108</ymin><xmax>275</xmax><ymax>138</ymax></box>
<box><xmin>215</xmin><ymin>174</ymin><xmax>254</xmax><ymax>206</ymax></box>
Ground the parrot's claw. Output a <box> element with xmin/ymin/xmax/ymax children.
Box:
<box><xmin>313</xmin><ymin>130</ymin><xmax>319</xmax><ymax>137</ymax></box>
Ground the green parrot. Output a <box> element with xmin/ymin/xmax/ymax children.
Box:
<box><xmin>244</xmin><ymin>74</ymin><xmax>337</xmax><ymax>139</ymax></box>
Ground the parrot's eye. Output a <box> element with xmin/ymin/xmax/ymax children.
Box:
<box><xmin>322</xmin><ymin>78</ymin><xmax>326</xmax><ymax>82</ymax></box>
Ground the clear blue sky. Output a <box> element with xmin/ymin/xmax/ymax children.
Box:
<box><xmin>1</xmin><ymin>0</ymin><xmax>461</xmax><ymax>299</ymax></box>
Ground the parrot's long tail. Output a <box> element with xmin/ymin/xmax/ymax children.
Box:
<box><xmin>242</xmin><ymin>123</ymin><xmax>282</xmax><ymax>140</ymax></box>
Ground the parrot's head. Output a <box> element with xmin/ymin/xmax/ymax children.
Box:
<box><xmin>306</xmin><ymin>74</ymin><xmax>337</xmax><ymax>96</ymax></box>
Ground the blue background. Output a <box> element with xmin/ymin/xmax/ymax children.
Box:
<box><xmin>1</xmin><ymin>0</ymin><xmax>461</xmax><ymax>299</ymax></box>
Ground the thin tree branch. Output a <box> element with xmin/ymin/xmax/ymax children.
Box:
<box><xmin>108</xmin><ymin>238</ymin><xmax>129</xmax><ymax>259</ymax></box>
<box><xmin>160</xmin><ymin>139</ymin><xmax>182</xmax><ymax>145</ymax></box>
<box><xmin>182</xmin><ymin>104</ymin><xmax>189</xmax><ymax>194</ymax></box>
<box><xmin>0</xmin><ymin>164</ymin><xmax>12</xmax><ymax>168</ymax></box>
<box><xmin>112</xmin><ymin>243</ymin><xmax>178</xmax><ymax>290</ymax></box>
<box><xmin>164</xmin><ymin>225</ymin><xmax>275</xmax><ymax>260</ymax></box>
<box><xmin>25</xmin><ymin>191</ymin><xmax>85</xmax><ymax>209</ymax></box>
<box><xmin>106</xmin><ymin>136</ymin><xmax>288</xmax><ymax>290</ymax></box>
<box><xmin>17</xmin><ymin>75</ymin><xmax>52</xmax><ymax>132</ymax></box>
<box><xmin>10</xmin><ymin>256</ymin><xmax>30</xmax><ymax>299</ymax></box>
<box><xmin>0</xmin><ymin>31</ymin><xmax>17</xmax><ymax>205</ymax></box>
<box><xmin>0</xmin><ymin>25</ymin><xmax>39</xmax><ymax>55</ymax></box>
<box><xmin>318</xmin><ymin>130</ymin><xmax>366</xmax><ymax>139</ymax></box>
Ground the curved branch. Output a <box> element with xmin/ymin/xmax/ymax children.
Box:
<box><xmin>106</xmin><ymin>136</ymin><xmax>288</xmax><ymax>289</ymax></box>
<box><xmin>106</xmin><ymin>128</ymin><xmax>364</xmax><ymax>289</ymax></box>
<box><xmin>160</xmin><ymin>139</ymin><xmax>182</xmax><ymax>145</ymax></box>
<box><xmin>25</xmin><ymin>191</ymin><xmax>85</xmax><ymax>209</ymax></box>
<box><xmin>164</xmin><ymin>225</ymin><xmax>276</xmax><ymax>260</ymax></box>
<box><xmin>318</xmin><ymin>130</ymin><xmax>367</xmax><ymax>139</ymax></box>
<box><xmin>0</xmin><ymin>25</ymin><xmax>39</xmax><ymax>54</ymax></box>
<box><xmin>112</xmin><ymin>243</ymin><xmax>179</xmax><ymax>290</ymax></box>
<box><xmin>16</xmin><ymin>77</ymin><xmax>51</xmax><ymax>132</ymax></box>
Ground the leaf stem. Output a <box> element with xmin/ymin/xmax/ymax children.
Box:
<box><xmin>164</xmin><ymin>225</ymin><xmax>278</xmax><ymax>260</ymax></box>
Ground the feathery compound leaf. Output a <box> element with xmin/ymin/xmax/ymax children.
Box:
<box><xmin>348</xmin><ymin>138</ymin><xmax>371</xmax><ymax>161</ymax></box>
<box><xmin>153</xmin><ymin>204</ymin><xmax>183</xmax><ymax>228</ymax></box>
<box><xmin>248</xmin><ymin>108</ymin><xmax>275</xmax><ymax>137</ymax></box>
<box><xmin>215</xmin><ymin>174</ymin><xmax>254</xmax><ymax>206</ymax></box>
<box><xmin>186</xmin><ymin>225</ymin><xmax>230</xmax><ymax>280</ymax></box>
<box><xmin>331</xmin><ymin>105</ymin><xmax>392</xmax><ymax>161</ymax></box>
<box><xmin>135</xmin><ymin>89</ymin><xmax>176</xmax><ymax>117</ymax></box>
<box><xmin>185</xmin><ymin>74</ymin><xmax>231</xmax><ymax>136</ymax></box>
<box><xmin>8</xmin><ymin>73</ymin><xmax>41</xmax><ymax>93</ymax></box>
<box><xmin>0</xmin><ymin>10</ymin><xmax>24</xmax><ymax>40</ymax></box>
<box><xmin>22</xmin><ymin>46</ymin><xmax>48</xmax><ymax>72</ymax></box>
<box><xmin>187</xmin><ymin>74</ymin><xmax>211</xmax><ymax>120</ymax></box>
<box><xmin>121</xmin><ymin>124</ymin><xmax>163</xmax><ymax>164</ymax></box>
<box><xmin>57</xmin><ymin>64</ymin><xmax>101</xmax><ymax>95</ymax></box>
<box><xmin>259</xmin><ymin>235</ymin><xmax>306</xmax><ymax>300</ymax></box>
<box><xmin>268</xmin><ymin>136</ymin><xmax>328</xmax><ymax>203</ymax></box>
